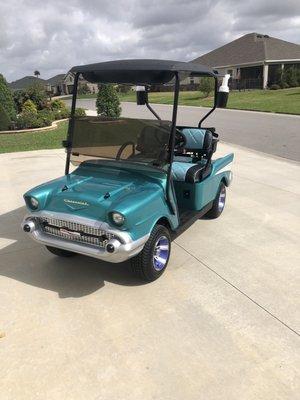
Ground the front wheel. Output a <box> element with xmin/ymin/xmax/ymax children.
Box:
<box><xmin>131</xmin><ymin>224</ymin><xmax>171</xmax><ymax>282</ymax></box>
<box><xmin>205</xmin><ymin>182</ymin><xmax>226</xmax><ymax>219</ymax></box>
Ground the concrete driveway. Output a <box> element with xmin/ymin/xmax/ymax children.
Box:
<box><xmin>66</xmin><ymin>99</ymin><xmax>300</xmax><ymax>162</ymax></box>
<box><xmin>0</xmin><ymin>142</ymin><xmax>299</xmax><ymax>399</ymax></box>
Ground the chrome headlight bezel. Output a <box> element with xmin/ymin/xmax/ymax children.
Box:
<box><xmin>110</xmin><ymin>212</ymin><xmax>125</xmax><ymax>226</ymax></box>
<box><xmin>26</xmin><ymin>196</ymin><xmax>39</xmax><ymax>210</ymax></box>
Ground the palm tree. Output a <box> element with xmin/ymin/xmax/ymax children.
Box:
<box><xmin>34</xmin><ymin>70</ymin><xmax>40</xmax><ymax>79</ymax></box>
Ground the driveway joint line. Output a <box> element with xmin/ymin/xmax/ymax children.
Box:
<box><xmin>174</xmin><ymin>241</ymin><xmax>300</xmax><ymax>337</ymax></box>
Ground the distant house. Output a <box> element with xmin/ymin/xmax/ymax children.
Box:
<box><xmin>46</xmin><ymin>74</ymin><xmax>65</xmax><ymax>95</ymax></box>
<box><xmin>192</xmin><ymin>33</ymin><xmax>300</xmax><ymax>89</ymax></box>
<box><xmin>9</xmin><ymin>72</ymin><xmax>98</xmax><ymax>95</ymax></box>
<box><xmin>9</xmin><ymin>76</ymin><xmax>47</xmax><ymax>90</ymax></box>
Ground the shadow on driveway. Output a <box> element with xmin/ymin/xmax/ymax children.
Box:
<box><xmin>0</xmin><ymin>206</ymin><xmax>146</xmax><ymax>298</ymax></box>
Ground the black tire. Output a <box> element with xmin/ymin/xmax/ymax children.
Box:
<box><xmin>205</xmin><ymin>182</ymin><xmax>226</xmax><ymax>219</ymax></box>
<box><xmin>131</xmin><ymin>224</ymin><xmax>171</xmax><ymax>282</ymax></box>
<box><xmin>46</xmin><ymin>246</ymin><xmax>77</xmax><ymax>257</ymax></box>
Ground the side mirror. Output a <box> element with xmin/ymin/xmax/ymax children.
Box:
<box><xmin>136</xmin><ymin>86</ymin><xmax>148</xmax><ymax>105</ymax></box>
<box><xmin>216</xmin><ymin>74</ymin><xmax>230</xmax><ymax>108</ymax></box>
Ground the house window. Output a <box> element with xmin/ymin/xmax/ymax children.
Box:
<box><xmin>190</xmin><ymin>77</ymin><xmax>195</xmax><ymax>84</ymax></box>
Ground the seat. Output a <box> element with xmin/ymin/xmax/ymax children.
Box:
<box><xmin>172</xmin><ymin>161</ymin><xmax>212</xmax><ymax>183</ymax></box>
<box><xmin>180</xmin><ymin>128</ymin><xmax>213</xmax><ymax>153</ymax></box>
<box><xmin>172</xmin><ymin>128</ymin><xmax>214</xmax><ymax>183</ymax></box>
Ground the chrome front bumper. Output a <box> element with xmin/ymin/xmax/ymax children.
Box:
<box><xmin>22</xmin><ymin>211</ymin><xmax>149</xmax><ymax>263</ymax></box>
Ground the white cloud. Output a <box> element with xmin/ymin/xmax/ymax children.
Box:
<box><xmin>0</xmin><ymin>0</ymin><xmax>299</xmax><ymax>81</ymax></box>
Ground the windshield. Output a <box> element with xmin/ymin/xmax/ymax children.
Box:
<box><xmin>70</xmin><ymin>116</ymin><xmax>171</xmax><ymax>168</ymax></box>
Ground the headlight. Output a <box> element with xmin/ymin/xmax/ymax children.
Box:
<box><xmin>111</xmin><ymin>212</ymin><xmax>125</xmax><ymax>226</ymax></box>
<box><xmin>29</xmin><ymin>197</ymin><xmax>39</xmax><ymax>210</ymax></box>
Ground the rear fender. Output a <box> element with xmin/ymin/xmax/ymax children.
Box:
<box><xmin>212</xmin><ymin>153</ymin><xmax>234</xmax><ymax>186</ymax></box>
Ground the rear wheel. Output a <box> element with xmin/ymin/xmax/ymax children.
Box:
<box><xmin>131</xmin><ymin>224</ymin><xmax>171</xmax><ymax>282</ymax></box>
<box><xmin>46</xmin><ymin>246</ymin><xmax>76</xmax><ymax>257</ymax></box>
<box><xmin>206</xmin><ymin>182</ymin><xmax>226</xmax><ymax>219</ymax></box>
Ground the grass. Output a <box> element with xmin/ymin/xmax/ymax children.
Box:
<box><xmin>0</xmin><ymin>120</ymin><xmax>68</xmax><ymax>154</ymax></box>
<box><xmin>1</xmin><ymin>87</ymin><xmax>299</xmax><ymax>154</ymax></box>
<box><xmin>69</xmin><ymin>87</ymin><xmax>300</xmax><ymax>114</ymax></box>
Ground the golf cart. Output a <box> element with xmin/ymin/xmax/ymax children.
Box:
<box><xmin>22</xmin><ymin>59</ymin><xmax>233</xmax><ymax>282</ymax></box>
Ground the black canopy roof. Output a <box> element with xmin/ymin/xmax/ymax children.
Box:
<box><xmin>70</xmin><ymin>59</ymin><xmax>216</xmax><ymax>84</ymax></box>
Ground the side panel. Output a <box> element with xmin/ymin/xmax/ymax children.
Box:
<box><xmin>174</xmin><ymin>153</ymin><xmax>234</xmax><ymax>210</ymax></box>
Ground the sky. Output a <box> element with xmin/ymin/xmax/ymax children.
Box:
<box><xmin>1</xmin><ymin>0</ymin><xmax>300</xmax><ymax>82</ymax></box>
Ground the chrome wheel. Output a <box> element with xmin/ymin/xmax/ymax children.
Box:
<box><xmin>218</xmin><ymin>185</ymin><xmax>226</xmax><ymax>212</ymax></box>
<box><xmin>153</xmin><ymin>235</ymin><xmax>170</xmax><ymax>271</ymax></box>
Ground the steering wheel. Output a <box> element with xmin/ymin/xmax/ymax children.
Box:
<box><xmin>116</xmin><ymin>141</ymin><xmax>135</xmax><ymax>160</ymax></box>
<box><xmin>174</xmin><ymin>130</ymin><xmax>186</xmax><ymax>150</ymax></box>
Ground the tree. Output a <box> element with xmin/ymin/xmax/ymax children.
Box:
<box><xmin>0</xmin><ymin>104</ymin><xmax>11</xmax><ymax>131</ymax></box>
<box><xmin>26</xmin><ymin>83</ymin><xmax>47</xmax><ymax>109</ymax></box>
<box><xmin>34</xmin><ymin>70</ymin><xmax>41</xmax><ymax>79</ymax></box>
<box><xmin>283</xmin><ymin>67</ymin><xmax>298</xmax><ymax>88</ymax></box>
<box><xmin>0</xmin><ymin>74</ymin><xmax>16</xmax><ymax>121</ymax></box>
<box><xmin>199</xmin><ymin>77</ymin><xmax>214</xmax><ymax>97</ymax></box>
<box><xmin>96</xmin><ymin>84</ymin><xmax>121</xmax><ymax>118</ymax></box>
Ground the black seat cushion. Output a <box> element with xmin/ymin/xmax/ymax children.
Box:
<box><xmin>185</xmin><ymin>162</ymin><xmax>212</xmax><ymax>183</ymax></box>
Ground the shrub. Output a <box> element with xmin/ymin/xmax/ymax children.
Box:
<box><xmin>22</xmin><ymin>99</ymin><xmax>37</xmax><ymax>114</ymax></box>
<box><xmin>0</xmin><ymin>104</ymin><xmax>11</xmax><ymax>131</ymax></box>
<box><xmin>16</xmin><ymin>112</ymin><xmax>42</xmax><ymax>129</ymax></box>
<box><xmin>283</xmin><ymin>67</ymin><xmax>298</xmax><ymax>88</ymax></box>
<box><xmin>51</xmin><ymin>99</ymin><xmax>66</xmax><ymax>111</ymax></box>
<box><xmin>78</xmin><ymin>83</ymin><xmax>91</xmax><ymax>95</ymax></box>
<box><xmin>13</xmin><ymin>90</ymin><xmax>28</xmax><ymax>113</ymax></box>
<box><xmin>269</xmin><ymin>84</ymin><xmax>280</xmax><ymax>90</ymax></box>
<box><xmin>199</xmin><ymin>77</ymin><xmax>214</xmax><ymax>97</ymax></box>
<box><xmin>117</xmin><ymin>84</ymin><xmax>130</xmax><ymax>93</ymax></box>
<box><xmin>0</xmin><ymin>74</ymin><xmax>16</xmax><ymax>121</ymax></box>
<box><xmin>280</xmin><ymin>82</ymin><xmax>289</xmax><ymax>89</ymax></box>
<box><xmin>74</xmin><ymin>108</ymin><xmax>86</xmax><ymax>117</ymax></box>
<box><xmin>96</xmin><ymin>84</ymin><xmax>121</xmax><ymax>118</ymax></box>
<box><xmin>25</xmin><ymin>83</ymin><xmax>47</xmax><ymax>109</ymax></box>
<box><xmin>37</xmin><ymin>109</ymin><xmax>54</xmax><ymax>126</ymax></box>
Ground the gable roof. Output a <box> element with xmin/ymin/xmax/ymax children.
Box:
<box><xmin>46</xmin><ymin>74</ymin><xmax>65</xmax><ymax>85</ymax></box>
<box><xmin>193</xmin><ymin>33</ymin><xmax>300</xmax><ymax>67</ymax></box>
<box><xmin>9</xmin><ymin>76</ymin><xmax>47</xmax><ymax>90</ymax></box>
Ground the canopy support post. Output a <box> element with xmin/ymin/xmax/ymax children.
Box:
<box><xmin>166</xmin><ymin>73</ymin><xmax>180</xmax><ymax>215</ymax></box>
<box><xmin>146</xmin><ymin>102</ymin><xmax>161</xmax><ymax>120</ymax></box>
<box><xmin>65</xmin><ymin>73</ymin><xmax>79</xmax><ymax>175</ymax></box>
<box><xmin>198</xmin><ymin>76</ymin><xmax>218</xmax><ymax>128</ymax></box>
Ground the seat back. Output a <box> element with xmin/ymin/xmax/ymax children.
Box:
<box><xmin>180</xmin><ymin>128</ymin><xmax>213</xmax><ymax>154</ymax></box>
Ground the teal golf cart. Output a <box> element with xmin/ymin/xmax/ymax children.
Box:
<box><xmin>22</xmin><ymin>60</ymin><xmax>233</xmax><ymax>282</ymax></box>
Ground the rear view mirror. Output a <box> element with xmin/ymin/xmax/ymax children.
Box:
<box><xmin>216</xmin><ymin>91</ymin><xmax>229</xmax><ymax>108</ymax></box>
<box><xmin>216</xmin><ymin>74</ymin><xmax>230</xmax><ymax>108</ymax></box>
<box><xmin>136</xmin><ymin>86</ymin><xmax>148</xmax><ymax>105</ymax></box>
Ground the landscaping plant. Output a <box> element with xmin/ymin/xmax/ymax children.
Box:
<box><xmin>96</xmin><ymin>84</ymin><xmax>121</xmax><ymax>118</ymax></box>
<box><xmin>0</xmin><ymin>104</ymin><xmax>11</xmax><ymax>130</ymax></box>
<box><xmin>199</xmin><ymin>77</ymin><xmax>214</xmax><ymax>97</ymax></box>
<box><xmin>0</xmin><ymin>74</ymin><xmax>16</xmax><ymax>122</ymax></box>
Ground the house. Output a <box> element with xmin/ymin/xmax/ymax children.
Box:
<box><xmin>9</xmin><ymin>76</ymin><xmax>47</xmax><ymax>90</ymax></box>
<box><xmin>46</xmin><ymin>74</ymin><xmax>65</xmax><ymax>95</ymax></box>
<box><xmin>10</xmin><ymin>71</ymin><xmax>99</xmax><ymax>95</ymax></box>
<box><xmin>192</xmin><ymin>33</ymin><xmax>300</xmax><ymax>89</ymax></box>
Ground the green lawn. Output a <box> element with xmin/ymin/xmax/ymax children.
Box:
<box><xmin>0</xmin><ymin>120</ymin><xmax>68</xmax><ymax>154</ymax></box>
<box><xmin>70</xmin><ymin>87</ymin><xmax>300</xmax><ymax>114</ymax></box>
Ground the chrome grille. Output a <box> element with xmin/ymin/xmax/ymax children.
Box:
<box><xmin>38</xmin><ymin>217</ymin><xmax>115</xmax><ymax>247</ymax></box>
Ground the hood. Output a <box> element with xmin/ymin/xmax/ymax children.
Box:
<box><xmin>25</xmin><ymin>163</ymin><xmax>165</xmax><ymax>221</ymax></box>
